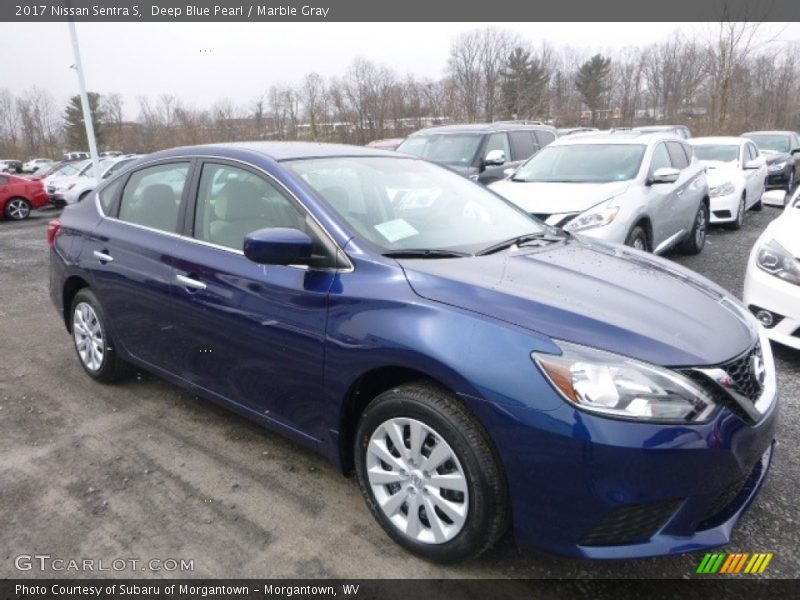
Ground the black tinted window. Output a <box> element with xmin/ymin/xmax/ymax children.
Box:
<box><xmin>508</xmin><ymin>131</ymin><xmax>536</xmax><ymax>161</ymax></box>
<box><xmin>534</xmin><ymin>130</ymin><xmax>556</xmax><ymax>148</ymax></box>
<box><xmin>118</xmin><ymin>163</ymin><xmax>190</xmax><ymax>233</ymax></box>
<box><xmin>666</xmin><ymin>142</ymin><xmax>689</xmax><ymax>169</ymax></box>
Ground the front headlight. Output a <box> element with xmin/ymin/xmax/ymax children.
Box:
<box><xmin>533</xmin><ymin>341</ymin><xmax>717</xmax><ymax>422</ymax></box>
<box><xmin>756</xmin><ymin>238</ymin><xmax>800</xmax><ymax>286</ymax></box>
<box><xmin>768</xmin><ymin>161</ymin><xmax>787</xmax><ymax>172</ymax></box>
<box><xmin>564</xmin><ymin>205</ymin><xmax>619</xmax><ymax>232</ymax></box>
<box><xmin>709</xmin><ymin>182</ymin><xmax>735</xmax><ymax>197</ymax></box>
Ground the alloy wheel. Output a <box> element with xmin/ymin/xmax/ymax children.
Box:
<box><xmin>366</xmin><ymin>417</ymin><xmax>469</xmax><ymax>545</ymax></box>
<box><xmin>72</xmin><ymin>302</ymin><xmax>105</xmax><ymax>372</ymax></box>
<box><xmin>695</xmin><ymin>206</ymin><xmax>707</xmax><ymax>247</ymax></box>
<box><xmin>6</xmin><ymin>198</ymin><xmax>30</xmax><ymax>220</ymax></box>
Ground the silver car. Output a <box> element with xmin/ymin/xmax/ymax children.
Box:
<box><xmin>489</xmin><ymin>131</ymin><xmax>709</xmax><ymax>254</ymax></box>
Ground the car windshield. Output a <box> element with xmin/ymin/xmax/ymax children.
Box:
<box><xmin>512</xmin><ymin>143</ymin><xmax>646</xmax><ymax>183</ymax></box>
<box><xmin>82</xmin><ymin>159</ymin><xmax>114</xmax><ymax>178</ymax></box>
<box><xmin>691</xmin><ymin>144</ymin><xmax>739</xmax><ymax>163</ymax></box>
<box><xmin>285</xmin><ymin>156</ymin><xmax>546</xmax><ymax>254</ymax></box>
<box><xmin>746</xmin><ymin>134</ymin><xmax>791</xmax><ymax>153</ymax></box>
<box><xmin>396</xmin><ymin>133</ymin><xmax>483</xmax><ymax>166</ymax></box>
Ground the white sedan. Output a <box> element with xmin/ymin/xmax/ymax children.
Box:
<box><xmin>689</xmin><ymin>137</ymin><xmax>767</xmax><ymax>229</ymax></box>
<box><xmin>743</xmin><ymin>188</ymin><xmax>800</xmax><ymax>350</ymax></box>
<box><xmin>51</xmin><ymin>155</ymin><xmax>138</xmax><ymax>207</ymax></box>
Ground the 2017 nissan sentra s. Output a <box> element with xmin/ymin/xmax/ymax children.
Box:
<box><xmin>48</xmin><ymin>142</ymin><xmax>778</xmax><ymax>563</ymax></box>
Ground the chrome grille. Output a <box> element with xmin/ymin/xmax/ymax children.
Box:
<box><xmin>721</xmin><ymin>342</ymin><xmax>763</xmax><ymax>402</ymax></box>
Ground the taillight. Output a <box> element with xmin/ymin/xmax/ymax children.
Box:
<box><xmin>47</xmin><ymin>219</ymin><xmax>61</xmax><ymax>246</ymax></box>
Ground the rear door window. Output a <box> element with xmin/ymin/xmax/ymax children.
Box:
<box><xmin>118</xmin><ymin>162</ymin><xmax>191</xmax><ymax>234</ymax></box>
<box><xmin>508</xmin><ymin>131</ymin><xmax>536</xmax><ymax>162</ymax></box>
<box><xmin>534</xmin><ymin>130</ymin><xmax>556</xmax><ymax>148</ymax></box>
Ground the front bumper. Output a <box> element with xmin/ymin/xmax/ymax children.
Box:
<box><xmin>766</xmin><ymin>168</ymin><xmax>792</xmax><ymax>189</ymax></box>
<box><xmin>470</xmin><ymin>372</ymin><xmax>778</xmax><ymax>559</ymax></box>
<box><xmin>710</xmin><ymin>192</ymin><xmax>741</xmax><ymax>223</ymax></box>
<box><xmin>50</xmin><ymin>194</ymin><xmax>68</xmax><ymax>208</ymax></box>
<box><xmin>744</xmin><ymin>262</ymin><xmax>800</xmax><ymax>350</ymax></box>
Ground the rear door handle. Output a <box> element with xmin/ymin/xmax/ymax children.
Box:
<box><xmin>93</xmin><ymin>250</ymin><xmax>113</xmax><ymax>263</ymax></box>
<box><xmin>676</xmin><ymin>189</ymin><xmax>684</xmax><ymax>197</ymax></box>
<box><xmin>176</xmin><ymin>273</ymin><xmax>207</xmax><ymax>291</ymax></box>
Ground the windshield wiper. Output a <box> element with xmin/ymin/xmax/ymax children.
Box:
<box><xmin>477</xmin><ymin>232</ymin><xmax>559</xmax><ymax>256</ymax></box>
<box><xmin>382</xmin><ymin>249</ymin><xmax>471</xmax><ymax>259</ymax></box>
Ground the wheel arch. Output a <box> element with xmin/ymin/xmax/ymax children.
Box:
<box><xmin>62</xmin><ymin>275</ymin><xmax>91</xmax><ymax>332</ymax></box>
<box><xmin>336</xmin><ymin>364</ymin><xmax>493</xmax><ymax>476</ymax></box>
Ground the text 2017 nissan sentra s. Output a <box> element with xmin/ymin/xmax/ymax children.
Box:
<box><xmin>48</xmin><ymin>143</ymin><xmax>778</xmax><ymax>563</ymax></box>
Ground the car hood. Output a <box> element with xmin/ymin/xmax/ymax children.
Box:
<box><xmin>761</xmin><ymin>150</ymin><xmax>791</xmax><ymax>164</ymax></box>
<box><xmin>767</xmin><ymin>206</ymin><xmax>800</xmax><ymax>257</ymax></box>
<box><xmin>442</xmin><ymin>164</ymin><xmax>480</xmax><ymax>179</ymax></box>
<box><xmin>489</xmin><ymin>180</ymin><xmax>629</xmax><ymax>214</ymax></box>
<box><xmin>701</xmin><ymin>161</ymin><xmax>742</xmax><ymax>186</ymax></box>
<box><xmin>398</xmin><ymin>237</ymin><xmax>756</xmax><ymax>367</ymax></box>
<box><xmin>50</xmin><ymin>175</ymin><xmax>88</xmax><ymax>189</ymax></box>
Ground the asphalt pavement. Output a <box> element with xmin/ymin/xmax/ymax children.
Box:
<box><xmin>0</xmin><ymin>203</ymin><xmax>797</xmax><ymax>579</ymax></box>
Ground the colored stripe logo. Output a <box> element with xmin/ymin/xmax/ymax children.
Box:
<box><xmin>696</xmin><ymin>552</ymin><xmax>773</xmax><ymax>574</ymax></box>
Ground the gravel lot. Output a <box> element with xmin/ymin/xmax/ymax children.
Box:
<box><xmin>0</xmin><ymin>203</ymin><xmax>797</xmax><ymax>579</ymax></box>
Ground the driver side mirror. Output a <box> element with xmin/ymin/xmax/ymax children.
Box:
<box><xmin>791</xmin><ymin>147</ymin><xmax>800</xmax><ymax>156</ymax></box>
<box><xmin>244</xmin><ymin>227</ymin><xmax>312</xmax><ymax>266</ymax></box>
<box><xmin>649</xmin><ymin>167</ymin><xmax>680</xmax><ymax>184</ymax></box>
<box><xmin>484</xmin><ymin>149</ymin><xmax>506</xmax><ymax>166</ymax></box>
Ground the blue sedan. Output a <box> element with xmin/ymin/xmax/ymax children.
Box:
<box><xmin>49</xmin><ymin>142</ymin><xmax>778</xmax><ymax>562</ymax></box>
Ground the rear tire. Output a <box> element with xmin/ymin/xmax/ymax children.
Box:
<box><xmin>70</xmin><ymin>288</ymin><xmax>130</xmax><ymax>383</ymax></box>
<box><xmin>624</xmin><ymin>225</ymin><xmax>649</xmax><ymax>252</ymax></box>
<box><xmin>678</xmin><ymin>202</ymin><xmax>708</xmax><ymax>255</ymax></box>
<box><xmin>354</xmin><ymin>382</ymin><xmax>509</xmax><ymax>563</ymax></box>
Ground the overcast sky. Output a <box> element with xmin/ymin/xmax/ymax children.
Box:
<box><xmin>2</xmin><ymin>22</ymin><xmax>799</xmax><ymax>120</ymax></box>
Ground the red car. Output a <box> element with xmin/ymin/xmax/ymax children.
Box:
<box><xmin>1</xmin><ymin>173</ymin><xmax>50</xmax><ymax>220</ymax></box>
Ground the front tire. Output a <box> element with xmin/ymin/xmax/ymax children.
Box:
<box><xmin>678</xmin><ymin>202</ymin><xmax>708</xmax><ymax>255</ymax></box>
<box><xmin>4</xmin><ymin>197</ymin><xmax>31</xmax><ymax>220</ymax></box>
<box><xmin>786</xmin><ymin>169</ymin><xmax>795</xmax><ymax>193</ymax></box>
<box><xmin>624</xmin><ymin>225</ymin><xmax>649</xmax><ymax>252</ymax></box>
<box><xmin>354</xmin><ymin>382</ymin><xmax>509</xmax><ymax>563</ymax></box>
<box><xmin>727</xmin><ymin>194</ymin><xmax>745</xmax><ymax>230</ymax></box>
<box><xmin>70</xmin><ymin>288</ymin><xmax>129</xmax><ymax>383</ymax></box>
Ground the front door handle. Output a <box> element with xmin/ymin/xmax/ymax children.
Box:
<box><xmin>176</xmin><ymin>273</ymin><xmax>207</xmax><ymax>291</ymax></box>
<box><xmin>93</xmin><ymin>250</ymin><xmax>113</xmax><ymax>263</ymax></box>
<box><xmin>676</xmin><ymin>189</ymin><xmax>684</xmax><ymax>197</ymax></box>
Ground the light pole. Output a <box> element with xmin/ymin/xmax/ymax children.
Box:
<box><xmin>68</xmin><ymin>21</ymin><xmax>100</xmax><ymax>183</ymax></box>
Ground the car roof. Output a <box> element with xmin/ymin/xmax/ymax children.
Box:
<box><xmin>552</xmin><ymin>131</ymin><xmax>679</xmax><ymax>145</ymax></box>
<box><xmin>408</xmin><ymin>122</ymin><xmax>553</xmax><ymax>135</ymax></box>
<box><xmin>152</xmin><ymin>141</ymin><xmax>405</xmax><ymax>162</ymax></box>
<box><xmin>689</xmin><ymin>136</ymin><xmax>746</xmax><ymax>145</ymax></box>
<box><xmin>742</xmin><ymin>130</ymin><xmax>796</xmax><ymax>136</ymax></box>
